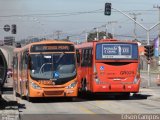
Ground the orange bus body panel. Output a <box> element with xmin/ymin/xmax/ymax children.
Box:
<box><xmin>13</xmin><ymin>40</ymin><xmax>78</xmax><ymax>98</ymax></box>
<box><xmin>76</xmin><ymin>39</ymin><xmax>141</xmax><ymax>94</ymax></box>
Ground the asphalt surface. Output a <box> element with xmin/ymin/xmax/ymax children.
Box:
<box><xmin>1</xmin><ymin>75</ymin><xmax>160</xmax><ymax>120</ymax></box>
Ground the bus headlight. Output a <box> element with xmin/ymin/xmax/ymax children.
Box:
<box><xmin>66</xmin><ymin>81</ymin><xmax>77</xmax><ymax>89</ymax></box>
<box><xmin>31</xmin><ymin>82</ymin><xmax>41</xmax><ymax>90</ymax></box>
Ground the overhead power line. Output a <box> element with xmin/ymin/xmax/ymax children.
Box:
<box><xmin>0</xmin><ymin>9</ymin><xmax>158</xmax><ymax>18</ymax></box>
<box><xmin>0</xmin><ymin>9</ymin><xmax>103</xmax><ymax>18</ymax></box>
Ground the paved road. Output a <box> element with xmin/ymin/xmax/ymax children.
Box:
<box><xmin>140</xmin><ymin>72</ymin><xmax>160</xmax><ymax>88</ymax></box>
<box><xmin>0</xmin><ymin>73</ymin><xmax>160</xmax><ymax>120</ymax></box>
<box><xmin>1</xmin><ymin>87</ymin><xmax>160</xmax><ymax>120</ymax></box>
<box><xmin>17</xmin><ymin>90</ymin><xmax>160</xmax><ymax>114</ymax></box>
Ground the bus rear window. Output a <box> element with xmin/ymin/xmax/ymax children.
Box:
<box><xmin>96</xmin><ymin>43</ymin><xmax>138</xmax><ymax>60</ymax></box>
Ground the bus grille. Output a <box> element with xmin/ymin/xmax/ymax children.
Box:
<box><xmin>44</xmin><ymin>91</ymin><xmax>64</xmax><ymax>96</ymax></box>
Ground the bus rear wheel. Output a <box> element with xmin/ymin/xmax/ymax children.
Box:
<box><xmin>81</xmin><ymin>79</ymin><xmax>87</xmax><ymax>92</ymax></box>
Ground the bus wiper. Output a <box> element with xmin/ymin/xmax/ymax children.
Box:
<box><xmin>55</xmin><ymin>52</ymin><xmax>65</xmax><ymax>64</ymax></box>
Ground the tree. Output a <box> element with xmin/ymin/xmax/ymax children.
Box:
<box><xmin>87</xmin><ymin>31</ymin><xmax>113</xmax><ymax>42</ymax></box>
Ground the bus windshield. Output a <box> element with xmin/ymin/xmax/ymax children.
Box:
<box><xmin>96</xmin><ymin>43</ymin><xmax>138</xmax><ymax>60</ymax></box>
<box><xmin>30</xmin><ymin>53</ymin><xmax>76</xmax><ymax>80</ymax></box>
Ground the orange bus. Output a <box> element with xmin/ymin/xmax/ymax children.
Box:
<box><xmin>13</xmin><ymin>40</ymin><xmax>78</xmax><ymax>101</ymax></box>
<box><xmin>76</xmin><ymin>39</ymin><xmax>141</xmax><ymax>98</ymax></box>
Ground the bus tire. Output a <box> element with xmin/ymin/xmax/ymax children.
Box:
<box><xmin>81</xmin><ymin>79</ymin><xmax>87</xmax><ymax>92</ymax></box>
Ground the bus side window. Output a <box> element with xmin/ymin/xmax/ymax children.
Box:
<box><xmin>84</xmin><ymin>49</ymin><xmax>88</xmax><ymax>66</ymax></box>
<box><xmin>76</xmin><ymin>49</ymin><xmax>80</xmax><ymax>66</ymax></box>
<box><xmin>88</xmin><ymin>49</ymin><xmax>92</xmax><ymax>67</ymax></box>
<box><xmin>81</xmin><ymin>49</ymin><xmax>85</xmax><ymax>67</ymax></box>
<box><xmin>81</xmin><ymin>49</ymin><xmax>92</xmax><ymax>67</ymax></box>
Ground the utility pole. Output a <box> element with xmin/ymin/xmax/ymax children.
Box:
<box><xmin>129</xmin><ymin>13</ymin><xmax>141</xmax><ymax>40</ymax></box>
<box><xmin>85</xmin><ymin>32</ymin><xmax>88</xmax><ymax>42</ymax></box>
<box><xmin>93</xmin><ymin>27</ymin><xmax>99</xmax><ymax>40</ymax></box>
<box><xmin>55</xmin><ymin>30</ymin><xmax>62</xmax><ymax>40</ymax></box>
<box><xmin>105</xmin><ymin>24</ymin><xmax>108</xmax><ymax>38</ymax></box>
<box><xmin>96</xmin><ymin>28</ymin><xmax>99</xmax><ymax>40</ymax></box>
<box><xmin>107</xmin><ymin>21</ymin><xmax>117</xmax><ymax>38</ymax></box>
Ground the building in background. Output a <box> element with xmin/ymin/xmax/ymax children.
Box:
<box><xmin>4</xmin><ymin>36</ymin><xmax>15</xmax><ymax>46</ymax></box>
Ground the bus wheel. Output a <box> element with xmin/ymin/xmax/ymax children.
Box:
<box><xmin>81</xmin><ymin>79</ymin><xmax>87</xmax><ymax>92</ymax></box>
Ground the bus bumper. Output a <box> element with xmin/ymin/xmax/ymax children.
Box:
<box><xmin>29</xmin><ymin>87</ymin><xmax>78</xmax><ymax>98</ymax></box>
<box><xmin>93</xmin><ymin>81</ymin><xmax>140</xmax><ymax>93</ymax></box>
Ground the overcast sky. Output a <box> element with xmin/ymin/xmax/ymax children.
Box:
<box><xmin>0</xmin><ymin>0</ymin><xmax>159</xmax><ymax>42</ymax></box>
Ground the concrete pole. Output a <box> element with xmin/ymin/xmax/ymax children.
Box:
<box><xmin>96</xmin><ymin>28</ymin><xmax>99</xmax><ymax>40</ymax></box>
<box><xmin>129</xmin><ymin>13</ymin><xmax>141</xmax><ymax>40</ymax></box>
<box><xmin>105</xmin><ymin>24</ymin><xmax>108</xmax><ymax>38</ymax></box>
<box><xmin>85</xmin><ymin>32</ymin><xmax>88</xmax><ymax>42</ymax></box>
<box><xmin>107</xmin><ymin>21</ymin><xmax>117</xmax><ymax>38</ymax></box>
<box><xmin>147</xmin><ymin>30</ymin><xmax>151</xmax><ymax>87</ymax></box>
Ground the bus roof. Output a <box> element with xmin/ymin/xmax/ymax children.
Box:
<box><xmin>75</xmin><ymin>39</ymin><xmax>138</xmax><ymax>48</ymax></box>
<box><xmin>14</xmin><ymin>39</ymin><xmax>74</xmax><ymax>52</ymax></box>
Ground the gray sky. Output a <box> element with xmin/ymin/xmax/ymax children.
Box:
<box><xmin>0</xmin><ymin>0</ymin><xmax>160</xmax><ymax>42</ymax></box>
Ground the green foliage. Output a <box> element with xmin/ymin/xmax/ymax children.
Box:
<box><xmin>87</xmin><ymin>31</ymin><xmax>113</xmax><ymax>42</ymax></box>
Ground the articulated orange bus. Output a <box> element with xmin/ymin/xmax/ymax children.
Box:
<box><xmin>13</xmin><ymin>40</ymin><xmax>78</xmax><ymax>101</ymax></box>
<box><xmin>76</xmin><ymin>39</ymin><xmax>141</xmax><ymax>98</ymax></box>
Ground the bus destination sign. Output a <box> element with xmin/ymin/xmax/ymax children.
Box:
<box><xmin>102</xmin><ymin>44</ymin><xmax>132</xmax><ymax>58</ymax></box>
<box><xmin>30</xmin><ymin>44</ymin><xmax>75</xmax><ymax>52</ymax></box>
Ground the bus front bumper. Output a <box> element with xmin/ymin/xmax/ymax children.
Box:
<box><xmin>29</xmin><ymin>87</ymin><xmax>78</xmax><ymax>97</ymax></box>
